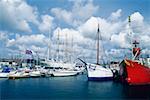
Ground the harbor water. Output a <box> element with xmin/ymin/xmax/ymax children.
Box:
<box><xmin>0</xmin><ymin>75</ymin><xmax>150</xmax><ymax>100</ymax></box>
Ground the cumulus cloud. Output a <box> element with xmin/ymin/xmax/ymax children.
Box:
<box><xmin>0</xmin><ymin>0</ymin><xmax>39</xmax><ymax>32</ymax></box>
<box><xmin>48</xmin><ymin>11</ymin><xmax>149</xmax><ymax>61</ymax></box>
<box><xmin>78</xmin><ymin>11</ymin><xmax>150</xmax><ymax>61</ymax></box>
<box><xmin>78</xmin><ymin>16</ymin><xmax>124</xmax><ymax>40</ymax></box>
<box><xmin>52</xmin><ymin>27</ymin><xmax>86</xmax><ymax>44</ymax></box>
<box><xmin>0</xmin><ymin>31</ymin><xmax>8</xmax><ymax>41</ymax></box>
<box><xmin>7</xmin><ymin>34</ymin><xmax>48</xmax><ymax>47</ymax></box>
<box><xmin>110</xmin><ymin>32</ymin><xmax>130</xmax><ymax>48</ymax></box>
<box><xmin>49</xmin><ymin>27</ymin><xmax>97</xmax><ymax>61</ymax></box>
<box><xmin>51</xmin><ymin>0</ymin><xmax>99</xmax><ymax>26</ymax></box>
<box><xmin>38</xmin><ymin>15</ymin><xmax>54</xmax><ymax>33</ymax></box>
<box><xmin>0</xmin><ymin>0</ymin><xmax>149</xmax><ymax>62</ymax></box>
<box><xmin>51</xmin><ymin>8</ymin><xmax>72</xmax><ymax>24</ymax></box>
<box><xmin>109</xmin><ymin>9</ymin><xmax>122</xmax><ymax>21</ymax></box>
<box><xmin>129</xmin><ymin>12</ymin><xmax>145</xmax><ymax>34</ymax></box>
<box><xmin>140</xmin><ymin>35</ymin><xmax>150</xmax><ymax>49</ymax></box>
<box><xmin>4</xmin><ymin>33</ymin><xmax>51</xmax><ymax>58</ymax></box>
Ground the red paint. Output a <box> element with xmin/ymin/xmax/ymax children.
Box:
<box><xmin>133</xmin><ymin>48</ymin><xmax>141</xmax><ymax>56</ymax></box>
<box><xmin>125</xmin><ymin>59</ymin><xmax>150</xmax><ymax>85</ymax></box>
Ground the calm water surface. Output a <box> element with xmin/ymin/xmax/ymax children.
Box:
<box><xmin>0</xmin><ymin>75</ymin><xmax>150</xmax><ymax>100</ymax></box>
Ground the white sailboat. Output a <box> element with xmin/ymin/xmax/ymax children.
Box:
<box><xmin>0</xmin><ymin>72</ymin><xmax>9</xmax><ymax>78</ymax></box>
<box><xmin>86</xmin><ymin>24</ymin><xmax>113</xmax><ymax>81</ymax></box>
<box><xmin>45</xmin><ymin>29</ymin><xmax>79</xmax><ymax>77</ymax></box>
<box><xmin>29</xmin><ymin>69</ymin><xmax>41</xmax><ymax>77</ymax></box>
<box><xmin>0</xmin><ymin>67</ymin><xmax>13</xmax><ymax>78</ymax></box>
<box><xmin>51</xmin><ymin>62</ymin><xmax>78</xmax><ymax>76</ymax></box>
<box><xmin>9</xmin><ymin>69</ymin><xmax>30</xmax><ymax>79</ymax></box>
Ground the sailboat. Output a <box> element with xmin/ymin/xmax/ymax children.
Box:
<box><xmin>29</xmin><ymin>67</ymin><xmax>41</xmax><ymax>77</ymax></box>
<box><xmin>9</xmin><ymin>70</ymin><xmax>29</xmax><ymax>79</ymax></box>
<box><xmin>0</xmin><ymin>66</ymin><xmax>11</xmax><ymax>78</ymax></box>
<box><xmin>45</xmin><ymin>28</ymin><xmax>79</xmax><ymax>77</ymax></box>
<box><xmin>51</xmin><ymin>63</ymin><xmax>78</xmax><ymax>76</ymax></box>
<box><xmin>118</xmin><ymin>16</ymin><xmax>150</xmax><ymax>85</ymax></box>
<box><xmin>86</xmin><ymin>24</ymin><xmax>113</xmax><ymax>81</ymax></box>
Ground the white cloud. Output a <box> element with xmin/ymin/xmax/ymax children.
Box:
<box><xmin>50</xmin><ymin>27</ymin><xmax>97</xmax><ymax>61</ymax></box>
<box><xmin>78</xmin><ymin>11</ymin><xmax>150</xmax><ymax>61</ymax></box>
<box><xmin>140</xmin><ymin>35</ymin><xmax>150</xmax><ymax>49</ymax></box>
<box><xmin>0</xmin><ymin>0</ymin><xmax>39</xmax><ymax>32</ymax></box>
<box><xmin>38</xmin><ymin>15</ymin><xmax>54</xmax><ymax>33</ymax></box>
<box><xmin>1</xmin><ymin>2</ymin><xmax>150</xmax><ymax>62</ymax></box>
<box><xmin>78</xmin><ymin>16</ymin><xmax>124</xmax><ymax>40</ymax></box>
<box><xmin>5</xmin><ymin>33</ymin><xmax>50</xmax><ymax>58</ymax></box>
<box><xmin>18</xmin><ymin>20</ymin><xmax>32</xmax><ymax>32</ymax></box>
<box><xmin>52</xmin><ymin>27</ymin><xmax>84</xmax><ymax>44</ymax></box>
<box><xmin>71</xmin><ymin>0</ymin><xmax>99</xmax><ymax>21</ymax></box>
<box><xmin>51</xmin><ymin>8</ymin><xmax>72</xmax><ymax>24</ymax></box>
<box><xmin>109</xmin><ymin>9</ymin><xmax>122</xmax><ymax>21</ymax></box>
<box><xmin>129</xmin><ymin>12</ymin><xmax>145</xmax><ymax>34</ymax></box>
<box><xmin>0</xmin><ymin>31</ymin><xmax>8</xmax><ymax>41</ymax></box>
<box><xmin>130</xmin><ymin>12</ymin><xmax>144</xmax><ymax>24</ymax></box>
<box><xmin>51</xmin><ymin>0</ymin><xmax>99</xmax><ymax>26</ymax></box>
<box><xmin>7</xmin><ymin>34</ymin><xmax>49</xmax><ymax>48</ymax></box>
<box><xmin>110</xmin><ymin>32</ymin><xmax>130</xmax><ymax>48</ymax></box>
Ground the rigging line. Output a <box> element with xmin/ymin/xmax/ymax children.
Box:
<box><xmin>98</xmin><ymin>24</ymin><xmax>108</xmax><ymax>64</ymax></box>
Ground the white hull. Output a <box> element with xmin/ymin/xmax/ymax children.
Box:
<box><xmin>9</xmin><ymin>71</ymin><xmax>29</xmax><ymax>78</ymax></box>
<box><xmin>52</xmin><ymin>70</ymin><xmax>78</xmax><ymax>77</ymax></box>
<box><xmin>40</xmin><ymin>69</ymin><xmax>49</xmax><ymax>76</ymax></box>
<box><xmin>75</xmin><ymin>67</ymin><xmax>85</xmax><ymax>74</ymax></box>
<box><xmin>47</xmin><ymin>70</ymin><xmax>53</xmax><ymax>76</ymax></box>
<box><xmin>22</xmin><ymin>72</ymin><xmax>30</xmax><ymax>78</ymax></box>
<box><xmin>30</xmin><ymin>71</ymin><xmax>41</xmax><ymax>77</ymax></box>
<box><xmin>0</xmin><ymin>73</ymin><xmax>9</xmax><ymax>78</ymax></box>
<box><xmin>87</xmin><ymin>63</ymin><xmax>113</xmax><ymax>81</ymax></box>
<box><xmin>0</xmin><ymin>69</ymin><xmax>3</xmax><ymax>73</ymax></box>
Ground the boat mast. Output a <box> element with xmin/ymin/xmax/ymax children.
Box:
<box><xmin>57</xmin><ymin>29</ymin><xmax>60</xmax><ymax>61</ymax></box>
<box><xmin>47</xmin><ymin>30</ymin><xmax>51</xmax><ymax>60</ymax></box>
<box><xmin>65</xmin><ymin>33</ymin><xmax>68</xmax><ymax>62</ymax></box>
<box><xmin>128</xmin><ymin>16</ymin><xmax>133</xmax><ymax>59</ymax></box>
<box><xmin>97</xmin><ymin>24</ymin><xmax>100</xmax><ymax>65</ymax></box>
<box><xmin>71</xmin><ymin>35</ymin><xmax>73</xmax><ymax>63</ymax></box>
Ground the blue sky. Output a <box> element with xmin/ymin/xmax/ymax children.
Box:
<box><xmin>26</xmin><ymin>0</ymin><xmax>150</xmax><ymax>21</ymax></box>
<box><xmin>0</xmin><ymin>0</ymin><xmax>150</xmax><ymax>62</ymax></box>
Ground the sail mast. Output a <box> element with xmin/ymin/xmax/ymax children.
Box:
<box><xmin>57</xmin><ymin>29</ymin><xmax>60</xmax><ymax>61</ymax></box>
<box><xmin>47</xmin><ymin>30</ymin><xmax>51</xmax><ymax>60</ymax></box>
<box><xmin>65</xmin><ymin>33</ymin><xmax>68</xmax><ymax>62</ymax></box>
<box><xmin>128</xmin><ymin>16</ymin><xmax>133</xmax><ymax>59</ymax></box>
<box><xmin>71</xmin><ymin>35</ymin><xmax>73</xmax><ymax>63</ymax></box>
<box><xmin>97</xmin><ymin>24</ymin><xmax>100</xmax><ymax>65</ymax></box>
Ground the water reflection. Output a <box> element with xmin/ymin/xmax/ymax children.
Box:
<box><xmin>87</xmin><ymin>81</ymin><xmax>124</xmax><ymax>99</ymax></box>
<box><xmin>123</xmin><ymin>84</ymin><xmax>150</xmax><ymax>99</ymax></box>
<box><xmin>0</xmin><ymin>75</ymin><xmax>150</xmax><ymax>99</ymax></box>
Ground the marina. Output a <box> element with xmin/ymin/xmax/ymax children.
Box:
<box><xmin>0</xmin><ymin>0</ymin><xmax>150</xmax><ymax>99</ymax></box>
<box><xmin>0</xmin><ymin>15</ymin><xmax>150</xmax><ymax>99</ymax></box>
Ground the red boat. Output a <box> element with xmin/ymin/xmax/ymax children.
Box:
<box><xmin>119</xmin><ymin>59</ymin><xmax>150</xmax><ymax>85</ymax></box>
<box><xmin>118</xmin><ymin>16</ymin><xmax>150</xmax><ymax>85</ymax></box>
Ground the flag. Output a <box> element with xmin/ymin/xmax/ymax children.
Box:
<box><xmin>26</xmin><ymin>50</ymin><xmax>32</xmax><ymax>55</ymax></box>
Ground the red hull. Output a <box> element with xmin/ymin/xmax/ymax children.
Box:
<box><xmin>120</xmin><ymin>59</ymin><xmax>150</xmax><ymax>85</ymax></box>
